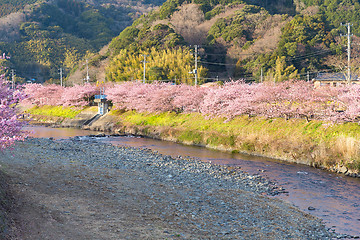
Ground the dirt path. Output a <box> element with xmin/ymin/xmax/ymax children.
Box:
<box><xmin>0</xmin><ymin>138</ymin><xmax>334</xmax><ymax>239</ymax></box>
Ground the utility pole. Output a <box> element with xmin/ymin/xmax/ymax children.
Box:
<box><xmin>307</xmin><ymin>71</ymin><xmax>310</xmax><ymax>82</ymax></box>
<box><xmin>142</xmin><ymin>54</ymin><xmax>148</xmax><ymax>83</ymax></box>
<box><xmin>11</xmin><ymin>69</ymin><xmax>15</xmax><ymax>89</ymax></box>
<box><xmin>59</xmin><ymin>67</ymin><xmax>63</xmax><ymax>87</ymax></box>
<box><xmin>194</xmin><ymin>45</ymin><xmax>198</xmax><ymax>85</ymax></box>
<box><xmin>341</xmin><ymin>23</ymin><xmax>353</xmax><ymax>84</ymax></box>
<box><xmin>85</xmin><ymin>59</ymin><xmax>90</xmax><ymax>83</ymax></box>
<box><xmin>260</xmin><ymin>68</ymin><xmax>263</xmax><ymax>83</ymax></box>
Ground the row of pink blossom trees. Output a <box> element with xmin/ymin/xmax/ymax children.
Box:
<box><xmin>21</xmin><ymin>80</ymin><xmax>360</xmax><ymax>123</ymax></box>
<box><xmin>21</xmin><ymin>83</ymin><xmax>98</xmax><ymax>107</ymax></box>
<box><xmin>105</xmin><ymin>81</ymin><xmax>360</xmax><ymax>122</ymax></box>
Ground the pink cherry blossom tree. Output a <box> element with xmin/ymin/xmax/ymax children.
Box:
<box><xmin>173</xmin><ymin>84</ymin><xmax>207</xmax><ymax>113</ymax></box>
<box><xmin>106</xmin><ymin>82</ymin><xmax>139</xmax><ymax>110</ymax></box>
<box><xmin>21</xmin><ymin>83</ymin><xmax>64</xmax><ymax>106</ymax></box>
<box><xmin>61</xmin><ymin>84</ymin><xmax>98</xmax><ymax>107</ymax></box>
<box><xmin>200</xmin><ymin>81</ymin><xmax>261</xmax><ymax>118</ymax></box>
<box><xmin>0</xmin><ymin>76</ymin><xmax>26</xmax><ymax>150</ymax></box>
<box><xmin>20</xmin><ymin>80</ymin><xmax>360</xmax><ymax>124</ymax></box>
<box><xmin>0</xmin><ymin>52</ymin><xmax>26</xmax><ymax>149</ymax></box>
<box><xmin>337</xmin><ymin>84</ymin><xmax>360</xmax><ymax>121</ymax></box>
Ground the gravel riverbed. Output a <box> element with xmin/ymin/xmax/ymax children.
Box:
<box><xmin>0</xmin><ymin>137</ymin><xmax>336</xmax><ymax>239</ymax></box>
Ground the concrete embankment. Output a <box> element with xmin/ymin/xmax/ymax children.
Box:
<box><xmin>26</xmin><ymin>107</ymin><xmax>360</xmax><ymax>177</ymax></box>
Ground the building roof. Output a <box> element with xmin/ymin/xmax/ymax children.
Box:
<box><xmin>314</xmin><ymin>72</ymin><xmax>359</xmax><ymax>81</ymax></box>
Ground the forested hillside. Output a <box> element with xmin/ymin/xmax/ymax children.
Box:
<box><xmin>2</xmin><ymin>0</ymin><xmax>360</xmax><ymax>84</ymax></box>
<box><xmin>0</xmin><ymin>0</ymin><xmax>166</xmax><ymax>83</ymax></box>
<box><xmin>0</xmin><ymin>0</ymin><xmax>38</xmax><ymax>17</ymax></box>
<box><xmin>105</xmin><ymin>0</ymin><xmax>360</xmax><ymax>84</ymax></box>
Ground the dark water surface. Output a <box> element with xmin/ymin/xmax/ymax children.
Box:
<box><xmin>26</xmin><ymin>126</ymin><xmax>360</xmax><ymax>236</ymax></box>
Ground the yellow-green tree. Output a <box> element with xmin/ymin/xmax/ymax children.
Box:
<box><xmin>106</xmin><ymin>47</ymin><xmax>207</xmax><ymax>85</ymax></box>
<box><xmin>274</xmin><ymin>56</ymin><xmax>298</xmax><ymax>82</ymax></box>
<box><xmin>64</xmin><ymin>48</ymin><xmax>81</xmax><ymax>70</ymax></box>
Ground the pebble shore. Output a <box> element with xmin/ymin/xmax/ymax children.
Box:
<box><xmin>1</xmin><ymin>137</ymin><xmax>338</xmax><ymax>239</ymax></box>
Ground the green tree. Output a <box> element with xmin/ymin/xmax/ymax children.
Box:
<box><xmin>106</xmin><ymin>47</ymin><xmax>207</xmax><ymax>84</ymax></box>
<box><xmin>274</xmin><ymin>56</ymin><xmax>298</xmax><ymax>82</ymax></box>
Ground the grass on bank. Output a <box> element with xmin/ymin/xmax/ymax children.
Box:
<box><xmin>111</xmin><ymin>110</ymin><xmax>360</xmax><ymax>172</ymax></box>
<box><xmin>25</xmin><ymin>106</ymin><xmax>360</xmax><ymax>172</ymax></box>
<box><xmin>25</xmin><ymin>106</ymin><xmax>84</xmax><ymax>119</ymax></box>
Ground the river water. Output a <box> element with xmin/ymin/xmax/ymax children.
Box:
<box><xmin>25</xmin><ymin>126</ymin><xmax>360</xmax><ymax>236</ymax></box>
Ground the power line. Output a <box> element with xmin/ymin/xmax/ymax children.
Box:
<box><xmin>201</xmin><ymin>50</ymin><xmax>333</xmax><ymax>67</ymax></box>
<box><xmin>202</xmin><ymin>52</ymin><xmax>255</xmax><ymax>56</ymax></box>
<box><xmin>288</xmin><ymin>49</ymin><xmax>333</xmax><ymax>61</ymax></box>
<box><xmin>199</xmin><ymin>61</ymin><xmax>237</xmax><ymax>66</ymax></box>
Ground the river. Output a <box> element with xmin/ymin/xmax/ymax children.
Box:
<box><xmin>25</xmin><ymin>125</ymin><xmax>360</xmax><ymax>236</ymax></box>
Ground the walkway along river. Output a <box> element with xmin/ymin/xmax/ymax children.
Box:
<box><xmin>26</xmin><ymin>126</ymin><xmax>360</xmax><ymax>236</ymax></box>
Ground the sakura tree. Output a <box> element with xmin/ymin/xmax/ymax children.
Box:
<box><xmin>173</xmin><ymin>84</ymin><xmax>207</xmax><ymax>113</ymax></box>
<box><xmin>20</xmin><ymin>79</ymin><xmax>360</xmax><ymax>124</ymax></box>
<box><xmin>61</xmin><ymin>84</ymin><xmax>98</xmax><ymax>107</ymax></box>
<box><xmin>338</xmin><ymin>84</ymin><xmax>360</xmax><ymax>121</ymax></box>
<box><xmin>106</xmin><ymin>82</ymin><xmax>140</xmax><ymax>110</ymax></box>
<box><xmin>200</xmin><ymin>81</ymin><xmax>261</xmax><ymax>118</ymax></box>
<box><xmin>0</xmin><ymin>76</ymin><xmax>26</xmax><ymax>150</ymax></box>
<box><xmin>21</xmin><ymin>83</ymin><xmax>64</xmax><ymax>106</ymax></box>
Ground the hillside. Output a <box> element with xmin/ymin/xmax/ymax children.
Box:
<box><xmin>104</xmin><ymin>0</ymin><xmax>360</xmax><ymax>83</ymax></box>
<box><xmin>2</xmin><ymin>0</ymin><xmax>360</xmax><ymax>84</ymax></box>
<box><xmin>0</xmin><ymin>0</ymin><xmax>166</xmax><ymax>83</ymax></box>
<box><xmin>0</xmin><ymin>0</ymin><xmax>38</xmax><ymax>17</ymax></box>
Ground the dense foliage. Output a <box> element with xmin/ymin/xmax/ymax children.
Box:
<box><xmin>110</xmin><ymin>24</ymin><xmax>186</xmax><ymax>55</ymax></box>
<box><xmin>0</xmin><ymin>0</ymin><xmax>39</xmax><ymax>17</ymax></box>
<box><xmin>303</xmin><ymin>0</ymin><xmax>360</xmax><ymax>35</ymax></box>
<box><xmin>106</xmin><ymin>47</ymin><xmax>207</xmax><ymax>84</ymax></box>
<box><xmin>22</xmin><ymin>81</ymin><xmax>360</xmax><ymax>123</ymax></box>
<box><xmin>0</xmin><ymin>0</ymin><xmax>164</xmax><ymax>83</ymax></box>
<box><xmin>153</xmin><ymin>0</ymin><xmax>294</xmax><ymax>19</ymax></box>
<box><xmin>4</xmin><ymin>0</ymin><xmax>360</xmax><ymax>84</ymax></box>
<box><xmin>108</xmin><ymin>22</ymin><xmax>208</xmax><ymax>83</ymax></box>
<box><xmin>107</xmin><ymin>0</ymin><xmax>360</xmax><ymax>83</ymax></box>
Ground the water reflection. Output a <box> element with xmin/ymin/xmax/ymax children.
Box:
<box><xmin>23</xmin><ymin>125</ymin><xmax>102</xmax><ymax>139</ymax></box>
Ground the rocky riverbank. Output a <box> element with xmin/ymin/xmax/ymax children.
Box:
<box><xmin>0</xmin><ymin>137</ymin><xmax>338</xmax><ymax>239</ymax></box>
